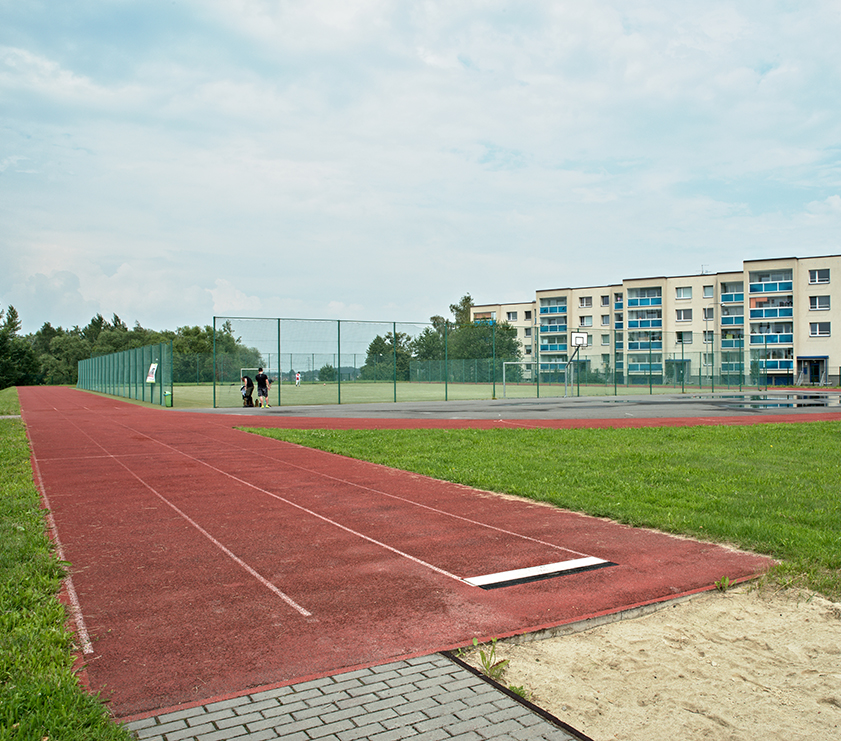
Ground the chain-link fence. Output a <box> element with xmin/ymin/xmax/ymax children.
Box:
<box><xmin>210</xmin><ymin>317</ymin><xmax>796</xmax><ymax>408</ymax></box>
<box><xmin>77</xmin><ymin>319</ymin><xmax>811</xmax><ymax>408</ymax></box>
<box><xmin>77</xmin><ymin>341</ymin><xmax>174</xmax><ymax>406</ymax></box>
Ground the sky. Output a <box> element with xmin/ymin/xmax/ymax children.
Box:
<box><xmin>2</xmin><ymin>1</ymin><xmax>841</xmax><ymax>335</ymax></box>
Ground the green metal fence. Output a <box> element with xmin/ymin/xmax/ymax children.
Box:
<box><xmin>75</xmin><ymin>319</ymin><xmax>799</xmax><ymax>409</ymax></box>
<box><xmin>210</xmin><ymin>317</ymin><xmax>786</xmax><ymax>408</ymax></box>
<box><xmin>77</xmin><ymin>341</ymin><xmax>174</xmax><ymax>406</ymax></box>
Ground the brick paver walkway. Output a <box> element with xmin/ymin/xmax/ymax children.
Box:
<box><xmin>125</xmin><ymin>654</ymin><xmax>585</xmax><ymax>741</ymax></box>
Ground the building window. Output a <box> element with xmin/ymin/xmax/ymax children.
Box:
<box><xmin>809</xmin><ymin>269</ymin><xmax>830</xmax><ymax>284</ymax></box>
<box><xmin>676</xmin><ymin>331</ymin><xmax>693</xmax><ymax>344</ymax></box>
<box><xmin>524</xmin><ymin>346</ymin><xmax>532</xmax><ymax>355</ymax></box>
<box><xmin>601</xmin><ymin>334</ymin><xmax>610</xmax><ymax>346</ymax></box>
<box><xmin>601</xmin><ymin>295</ymin><xmax>610</xmax><ymax>307</ymax></box>
<box><xmin>579</xmin><ymin>296</ymin><xmax>593</xmax><ymax>308</ymax></box>
<box><xmin>579</xmin><ymin>316</ymin><xmax>593</xmax><ymax>327</ymax></box>
<box><xmin>524</xmin><ymin>310</ymin><xmax>532</xmax><ymax>320</ymax></box>
<box><xmin>704</xmin><ymin>330</ymin><xmax>714</xmax><ymax>344</ymax></box>
<box><xmin>676</xmin><ymin>287</ymin><xmax>692</xmax><ymax>300</ymax></box>
<box><xmin>703</xmin><ymin>307</ymin><xmax>714</xmax><ymax>320</ymax></box>
<box><xmin>703</xmin><ymin>353</ymin><xmax>714</xmax><ymax>366</ymax></box>
<box><xmin>810</xmin><ymin>322</ymin><xmax>831</xmax><ymax>336</ymax></box>
<box><xmin>506</xmin><ymin>311</ymin><xmax>517</xmax><ymax>321</ymax></box>
<box><xmin>703</xmin><ymin>285</ymin><xmax>714</xmax><ymax>298</ymax></box>
<box><xmin>676</xmin><ymin>308</ymin><xmax>693</xmax><ymax>322</ymax></box>
<box><xmin>614</xmin><ymin>292</ymin><xmax>623</xmax><ymax>302</ymax></box>
<box><xmin>601</xmin><ymin>315</ymin><xmax>610</xmax><ymax>325</ymax></box>
<box><xmin>524</xmin><ymin>327</ymin><xmax>532</xmax><ymax>337</ymax></box>
<box><xmin>810</xmin><ymin>296</ymin><xmax>831</xmax><ymax>311</ymax></box>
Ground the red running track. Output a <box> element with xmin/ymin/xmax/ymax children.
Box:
<box><xmin>21</xmin><ymin>387</ymin><xmax>775</xmax><ymax>719</ymax></box>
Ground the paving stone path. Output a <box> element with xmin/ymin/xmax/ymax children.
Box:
<box><xmin>125</xmin><ymin>654</ymin><xmax>585</xmax><ymax>741</ymax></box>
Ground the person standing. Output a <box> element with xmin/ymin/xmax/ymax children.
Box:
<box><xmin>295</xmin><ymin>371</ymin><xmax>301</xmax><ymax>387</ymax></box>
<box><xmin>255</xmin><ymin>367</ymin><xmax>271</xmax><ymax>408</ymax></box>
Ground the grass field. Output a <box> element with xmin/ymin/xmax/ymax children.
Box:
<box><xmin>248</xmin><ymin>423</ymin><xmax>841</xmax><ymax>602</ymax></box>
<box><xmin>0</xmin><ymin>387</ymin><xmax>132</xmax><ymax>740</ymax></box>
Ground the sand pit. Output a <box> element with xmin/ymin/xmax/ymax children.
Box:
<box><xmin>466</xmin><ymin>584</ymin><xmax>841</xmax><ymax>741</ymax></box>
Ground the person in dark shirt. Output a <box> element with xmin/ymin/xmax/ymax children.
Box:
<box><xmin>241</xmin><ymin>375</ymin><xmax>254</xmax><ymax>407</ymax></box>
<box><xmin>255</xmin><ymin>367</ymin><xmax>271</xmax><ymax>408</ymax></box>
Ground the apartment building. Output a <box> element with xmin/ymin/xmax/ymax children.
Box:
<box><xmin>471</xmin><ymin>254</ymin><xmax>841</xmax><ymax>386</ymax></box>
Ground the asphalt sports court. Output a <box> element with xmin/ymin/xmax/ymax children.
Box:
<box><xmin>20</xmin><ymin>386</ymin><xmax>797</xmax><ymax>720</ymax></box>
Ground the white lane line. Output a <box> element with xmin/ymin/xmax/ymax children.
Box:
<box><xmin>50</xmin><ymin>414</ymin><xmax>313</xmax><ymax>618</ymax></box>
<box><xmin>116</xmin><ymin>426</ymin><xmax>466</xmax><ymax>585</ymax></box>
<box><xmin>218</xmin><ymin>430</ymin><xmax>595</xmax><ymax>559</ymax></box>
<box><xmin>30</xmin><ymin>454</ymin><xmax>94</xmax><ymax>654</ymax></box>
<box><xmin>464</xmin><ymin>556</ymin><xmax>613</xmax><ymax>589</ymax></box>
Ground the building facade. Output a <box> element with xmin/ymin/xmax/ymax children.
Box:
<box><xmin>471</xmin><ymin>255</ymin><xmax>841</xmax><ymax>386</ymax></box>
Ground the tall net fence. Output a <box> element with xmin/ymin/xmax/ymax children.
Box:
<box><xmin>210</xmin><ymin>318</ymin><xmax>797</xmax><ymax>408</ymax></box>
<box><xmin>77</xmin><ymin>319</ymin><xmax>811</xmax><ymax>408</ymax></box>
<box><xmin>77</xmin><ymin>341</ymin><xmax>174</xmax><ymax>406</ymax></box>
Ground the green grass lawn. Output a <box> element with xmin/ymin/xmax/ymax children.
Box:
<box><xmin>247</xmin><ymin>423</ymin><xmax>841</xmax><ymax>601</ymax></box>
<box><xmin>0</xmin><ymin>387</ymin><xmax>132</xmax><ymax>741</ymax></box>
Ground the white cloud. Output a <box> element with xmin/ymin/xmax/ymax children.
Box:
<box><xmin>3</xmin><ymin>1</ymin><xmax>841</xmax><ymax>335</ymax></box>
<box><xmin>208</xmin><ymin>279</ymin><xmax>263</xmax><ymax>316</ymax></box>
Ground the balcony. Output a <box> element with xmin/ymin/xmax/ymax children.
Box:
<box><xmin>749</xmin><ymin>308</ymin><xmax>793</xmax><ymax>319</ymax></box>
<box><xmin>720</xmin><ymin>316</ymin><xmax>745</xmax><ymax>325</ymax></box>
<box><xmin>539</xmin><ymin>324</ymin><xmax>567</xmax><ymax>333</ymax></box>
<box><xmin>627</xmin><ymin>341</ymin><xmax>663</xmax><ymax>350</ymax></box>
<box><xmin>627</xmin><ymin>297</ymin><xmax>662</xmax><ymax>307</ymax></box>
<box><xmin>627</xmin><ymin>319</ymin><xmax>663</xmax><ymax>329</ymax></box>
<box><xmin>750</xmin><ymin>334</ymin><xmax>794</xmax><ymax>345</ymax></box>
<box><xmin>721</xmin><ymin>338</ymin><xmax>745</xmax><ymax>349</ymax></box>
<box><xmin>539</xmin><ymin>343</ymin><xmax>568</xmax><ymax>352</ymax></box>
<box><xmin>749</xmin><ymin>281</ymin><xmax>793</xmax><ymax>293</ymax></box>
<box><xmin>721</xmin><ymin>293</ymin><xmax>744</xmax><ymax>303</ymax></box>
<box><xmin>539</xmin><ymin>306</ymin><xmax>567</xmax><ymax>314</ymax></box>
<box><xmin>628</xmin><ymin>363</ymin><xmax>663</xmax><ymax>372</ymax></box>
<box><xmin>758</xmin><ymin>360</ymin><xmax>794</xmax><ymax>370</ymax></box>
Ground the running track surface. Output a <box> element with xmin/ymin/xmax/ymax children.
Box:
<box><xmin>20</xmin><ymin>387</ymin><xmax>783</xmax><ymax>719</ymax></box>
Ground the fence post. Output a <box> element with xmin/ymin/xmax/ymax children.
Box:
<box><xmin>212</xmin><ymin>316</ymin><xmax>217</xmax><ymax>408</ymax></box>
<box><xmin>337</xmin><ymin>320</ymin><xmax>342</xmax><ymax>405</ymax></box>
<box><xmin>277</xmin><ymin>319</ymin><xmax>282</xmax><ymax>407</ymax></box>
<box><xmin>440</xmin><ymin>322</ymin><xmax>446</xmax><ymax>401</ymax></box>
<box><xmin>393</xmin><ymin>322</ymin><xmax>398</xmax><ymax>403</ymax></box>
<box><xmin>492</xmin><ymin>321</ymin><xmax>497</xmax><ymax>399</ymax></box>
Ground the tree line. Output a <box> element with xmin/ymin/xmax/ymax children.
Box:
<box><xmin>358</xmin><ymin>294</ymin><xmax>521</xmax><ymax>382</ymax></box>
<box><xmin>0</xmin><ymin>307</ymin><xmax>257</xmax><ymax>389</ymax></box>
<box><xmin>1</xmin><ymin>294</ymin><xmax>522</xmax><ymax>389</ymax></box>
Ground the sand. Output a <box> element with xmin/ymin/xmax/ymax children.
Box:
<box><xmin>465</xmin><ymin>583</ymin><xmax>841</xmax><ymax>741</ymax></box>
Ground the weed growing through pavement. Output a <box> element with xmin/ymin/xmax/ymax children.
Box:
<box><xmin>715</xmin><ymin>575</ymin><xmax>732</xmax><ymax>592</ymax></box>
<box><xmin>473</xmin><ymin>637</ymin><xmax>510</xmax><ymax>681</ymax></box>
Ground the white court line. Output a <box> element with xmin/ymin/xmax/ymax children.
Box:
<box><xmin>108</xmin><ymin>421</ymin><xmax>610</xmax><ymax>589</ymax></box>
<box><xmin>46</xmin><ymin>413</ymin><xmax>313</xmax><ymax>618</ymax></box>
<box><xmin>217</xmin><ymin>430</ymin><xmax>595</xmax><ymax>559</ymax></box>
<box><xmin>30</xmin><ymin>453</ymin><xmax>94</xmax><ymax>654</ymax></box>
<box><xmin>464</xmin><ymin>556</ymin><xmax>611</xmax><ymax>588</ymax></box>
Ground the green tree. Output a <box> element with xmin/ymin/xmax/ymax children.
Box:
<box><xmin>360</xmin><ymin>332</ymin><xmax>412</xmax><ymax>381</ymax></box>
<box><xmin>41</xmin><ymin>332</ymin><xmax>90</xmax><ymax>385</ymax></box>
<box><xmin>411</xmin><ymin>326</ymin><xmax>446</xmax><ymax>360</ymax></box>
<box><xmin>318</xmin><ymin>364</ymin><xmax>337</xmax><ymax>382</ymax></box>
<box><xmin>0</xmin><ymin>306</ymin><xmax>39</xmax><ymax>388</ymax></box>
